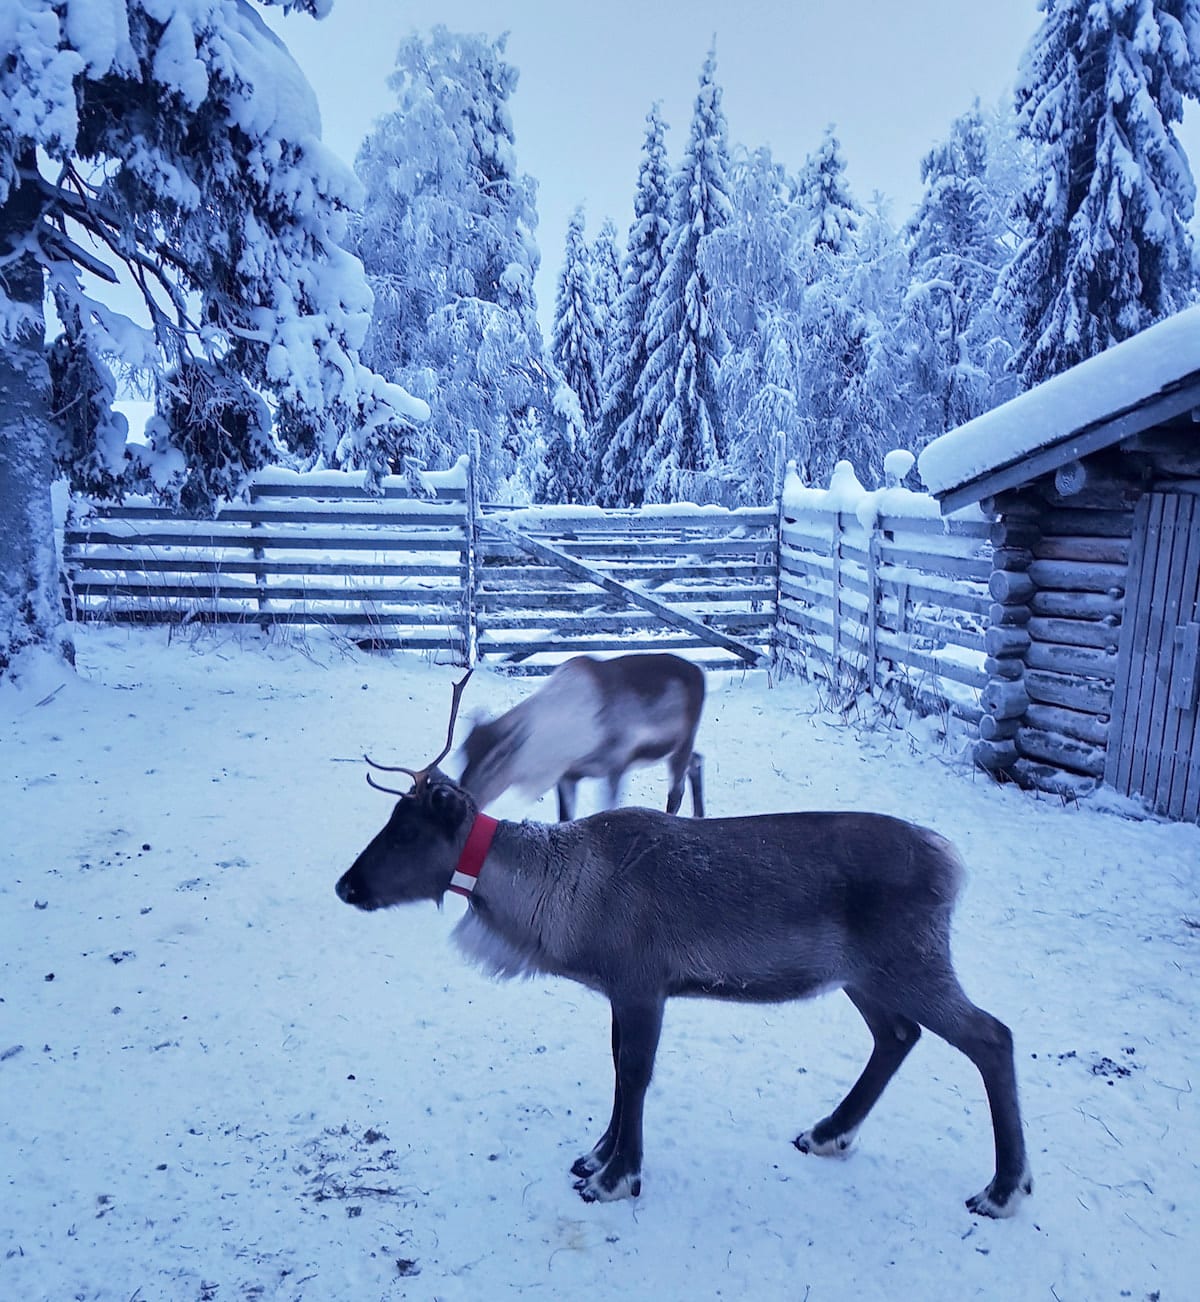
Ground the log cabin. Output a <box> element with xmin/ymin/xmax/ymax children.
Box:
<box><xmin>918</xmin><ymin>306</ymin><xmax>1200</xmax><ymax>822</ymax></box>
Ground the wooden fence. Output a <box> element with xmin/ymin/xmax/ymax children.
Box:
<box><xmin>775</xmin><ymin>471</ymin><xmax>993</xmax><ymax>720</ymax></box>
<box><xmin>63</xmin><ymin>470</ymin><xmax>473</xmax><ymax>658</ymax></box>
<box><xmin>63</xmin><ymin>451</ymin><xmax>1002</xmax><ymax>709</ymax></box>
<box><xmin>62</xmin><ymin>461</ymin><xmax>776</xmax><ymax>673</ymax></box>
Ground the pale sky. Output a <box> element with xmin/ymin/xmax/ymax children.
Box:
<box><xmin>269</xmin><ymin>0</ymin><xmax>1200</xmax><ymax>333</ymax></box>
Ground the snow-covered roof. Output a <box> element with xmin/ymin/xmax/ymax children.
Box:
<box><xmin>918</xmin><ymin>306</ymin><xmax>1200</xmax><ymax>512</ymax></box>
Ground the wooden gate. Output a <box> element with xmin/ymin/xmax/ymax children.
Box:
<box><xmin>475</xmin><ymin>507</ymin><xmax>777</xmax><ymax>672</ymax></box>
<box><xmin>1106</xmin><ymin>491</ymin><xmax>1200</xmax><ymax>819</ymax></box>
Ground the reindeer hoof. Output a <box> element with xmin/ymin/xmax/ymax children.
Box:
<box><xmin>574</xmin><ymin>1168</ymin><xmax>641</xmax><ymax>1202</ymax></box>
<box><xmin>571</xmin><ymin>1153</ymin><xmax>601</xmax><ymax>1179</ymax></box>
<box><xmin>793</xmin><ymin>1124</ymin><xmax>858</xmax><ymax>1157</ymax></box>
<box><xmin>966</xmin><ymin>1168</ymin><xmax>1033</xmax><ymax>1218</ymax></box>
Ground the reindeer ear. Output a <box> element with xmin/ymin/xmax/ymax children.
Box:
<box><xmin>427</xmin><ymin>779</ymin><xmax>468</xmax><ymax>830</ymax></box>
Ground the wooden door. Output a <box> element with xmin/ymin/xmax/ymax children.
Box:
<box><xmin>1106</xmin><ymin>492</ymin><xmax>1200</xmax><ymax>820</ymax></box>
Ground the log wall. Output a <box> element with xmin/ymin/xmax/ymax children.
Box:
<box><xmin>976</xmin><ymin>472</ymin><xmax>1140</xmax><ymax>799</ymax></box>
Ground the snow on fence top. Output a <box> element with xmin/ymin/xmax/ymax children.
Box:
<box><xmin>783</xmin><ymin>455</ymin><xmax>986</xmax><ymax>531</ymax></box>
<box><xmin>918</xmin><ymin>305</ymin><xmax>1200</xmax><ymax>497</ymax></box>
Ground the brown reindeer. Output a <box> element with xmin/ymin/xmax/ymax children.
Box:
<box><xmin>458</xmin><ymin>653</ymin><xmax>705</xmax><ymax>820</ymax></box>
<box><xmin>338</xmin><ymin>676</ymin><xmax>1031</xmax><ymax>1217</ymax></box>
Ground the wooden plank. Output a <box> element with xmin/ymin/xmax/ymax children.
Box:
<box><xmin>71</xmin><ymin>608</ymin><xmax>465</xmax><ymax>636</ymax></box>
<box><xmin>489</xmin><ymin>507</ymin><xmax>776</xmax><ymax>532</ymax></box>
<box><xmin>879</xmin><ymin>614</ymin><xmax>986</xmax><ymax>653</ymax></box>
<box><xmin>874</xmin><ymin>629</ymin><xmax>988</xmax><ymax>689</ymax></box>
<box><xmin>482</xmin><ymin>520</ymin><xmax>767</xmax><ymax>666</ymax></box>
<box><xmin>68</xmin><ymin>581</ymin><xmax>465</xmax><ymax>605</ymax></box>
<box><xmin>249</xmin><ymin>482</ymin><xmax>464</xmax><ymax>501</ymax></box>
<box><xmin>89</xmin><ymin>505</ymin><xmax>467</xmax><ymax>527</ymax></box>
<box><xmin>1130</xmin><ymin>495</ymin><xmax>1183</xmax><ymax>801</ymax></box>
<box><xmin>524</xmin><ymin>537</ymin><xmax>774</xmax><ymax>559</ymax></box>
<box><xmin>476</xmin><ymin>585</ymin><xmax>775</xmax><ymax>611</ymax></box>
<box><xmin>65</xmin><ymin>555</ymin><xmax>463</xmax><ymax>578</ymax></box>
<box><xmin>876</xmin><ymin>573</ymin><xmax>990</xmax><ymax>616</ymax></box>
<box><xmin>478</xmin><ymin>634</ymin><xmax>720</xmax><ymax>656</ymax></box>
<box><xmin>877</xmin><ymin>514</ymin><xmax>992</xmax><ymax>539</ymax></box>
<box><xmin>67</xmin><ymin>528</ymin><xmax>466</xmax><ymax>551</ymax></box>
<box><xmin>866</xmin><ymin>521</ymin><xmax>879</xmax><ymax>690</ymax></box>
<box><xmin>1159</xmin><ymin>496</ymin><xmax>1200</xmax><ymax>817</ymax></box>
<box><xmin>831</xmin><ymin>514</ymin><xmax>842</xmax><ymax>675</ymax></box>
<box><xmin>876</xmin><ymin>540</ymin><xmax>992</xmax><ymax>581</ymax></box>
<box><xmin>480</xmin><ymin>560</ymin><xmax>773</xmax><ymax>583</ymax></box>
<box><xmin>478</xmin><ymin>610</ymin><xmax>773</xmax><ymax>633</ymax></box>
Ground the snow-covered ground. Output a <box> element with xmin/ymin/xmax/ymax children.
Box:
<box><xmin>2</xmin><ymin>626</ymin><xmax>1196</xmax><ymax>1302</ymax></box>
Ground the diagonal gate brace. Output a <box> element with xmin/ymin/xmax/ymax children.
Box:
<box><xmin>483</xmin><ymin>519</ymin><xmax>766</xmax><ymax>667</ymax></box>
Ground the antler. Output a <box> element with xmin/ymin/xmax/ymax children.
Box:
<box><xmin>363</xmin><ymin>670</ymin><xmax>473</xmax><ymax>796</ymax></box>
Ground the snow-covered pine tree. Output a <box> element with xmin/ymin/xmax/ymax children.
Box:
<box><xmin>593</xmin><ymin>103</ymin><xmax>671</xmax><ymax>507</ymax></box>
<box><xmin>353</xmin><ymin>26</ymin><xmax>546</xmax><ymax>495</ymax></box>
<box><xmin>550</xmin><ymin>206</ymin><xmax>604</xmax><ymax>447</ymax></box>
<box><xmin>898</xmin><ymin>102</ymin><xmax>1018</xmax><ymax>445</ymax></box>
<box><xmin>589</xmin><ymin>217</ymin><xmax>622</xmax><ymax>379</ymax></box>
<box><xmin>0</xmin><ymin>0</ymin><xmax>420</xmax><ymax>674</ymax></box>
<box><xmin>636</xmin><ymin>49</ymin><xmax>733</xmax><ymax>504</ymax></box>
<box><xmin>997</xmin><ymin>0</ymin><xmax>1200</xmax><ymax>386</ymax></box>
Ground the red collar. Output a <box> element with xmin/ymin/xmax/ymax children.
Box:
<box><xmin>448</xmin><ymin>813</ymin><xmax>499</xmax><ymax>898</ymax></box>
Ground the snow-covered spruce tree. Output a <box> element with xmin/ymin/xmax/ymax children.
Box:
<box><xmin>636</xmin><ymin>49</ymin><xmax>733</xmax><ymax>504</ymax></box>
<box><xmin>790</xmin><ymin>127</ymin><xmax>876</xmax><ymax>486</ymax></box>
<box><xmin>550</xmin><ymin>206</ymin><xmax>603</xmax><ymax>448</ymax></box>
<box><xmin>353</xmin><ymin>26</ymin><xmax>546</xmax><ymax>496</ymax></box>
<box><xmin>533</xmin><ymin>382</ymin><xmax>588</xmax><ymax>504</ymax></box>
<box><xmin>997</xmin><ymin>0</ymin><xmax>1200</xmax><ymax>387</ymax></box>
<box><xmin>588</xmin><ymin>216</ymin><xmax>621</xmax><ymax>381</ymax></box>
<box><xmin>797</xmin><ymin>124</ymin><xmax>861</xmax><ymax>270</ymax></box>
<box><xmin>593</xmin><ymin>102</ymin><xmax>671</xmax><ymax>507</ymax></box>
<box><xmin>898</xmin><ymin>102</ymin><xmax>1019</xmax><ymax>447</ymax></box>
<box><xmin>702</xmin><ymin>146</ymin><xmax>806</xmax><ymax>503</ymax></box>
<box><xmin>0</xmin><ymin>0</ymin><xmax>421</xmax><ymax>675</ymax></box>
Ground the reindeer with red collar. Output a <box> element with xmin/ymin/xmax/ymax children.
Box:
<box><xmin>336</xmin><ymin>674</ymin><xmax>1031</xmax><ymax>1217</ymax></box>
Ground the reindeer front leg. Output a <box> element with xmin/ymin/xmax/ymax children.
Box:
<box><xmin>556</xmin><ymin>777</ymin><xmax>578</xmax><ymax>821</ymax></box>
<box><xmin>574</xmin><ymin>996</ymin><xmax>664</xmax><ymax>1202</ymax></box>
<box><xmin>572</xmin><ymin>1008</ymin><xmax>622</xmax><ymax>1179</ymax></box>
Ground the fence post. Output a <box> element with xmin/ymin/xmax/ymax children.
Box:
<box><xmin>463</xmin><ymin>429</ymin><xmax>480</xmax><ymax>668</ymax></box>
<box><xmin>866</xmin><ymin>509</ymin><xmax>880</xmax><ymax>693</ymax></box>
<box><xmin>769</xmin><ymin>432</ymin><xmax>787</xmax><ymax>668</ymax></box>
<box><xmin>248</xmin><ymin>476</ymin><xmax>270</xmax><ymax>635</ymax></box>
<box><xmin>831</xmin><ymin>510</ymin><xmax>843</xmax><ymax>686</ymax></box>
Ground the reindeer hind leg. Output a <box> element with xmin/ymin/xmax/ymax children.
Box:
<box><xmin>795</xmin><ymin>987</ymin><xmax>920</xmax><ymax>1158</ymax></box>
<box><xmin>861</xmin><ymin>972</ymin><xmax>1032</xmax><ymax>1217</ymax></box>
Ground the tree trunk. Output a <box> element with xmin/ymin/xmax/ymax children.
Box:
<box><xmin>0</xmin><ymin>162</ymin><xmax>73</xmax><ymax>675</ymax></box>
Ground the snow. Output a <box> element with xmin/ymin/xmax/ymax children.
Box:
<box><xmin>918</xmin><ymin>304</ymin><xmax>1200</xmax><ymax>496</ymax></box>
<box><xmin>2</xmin><ymin>626</ymin><xmax>1196</xmax><ymax>1299</ymax></box>
<box><xmin>784</xmin><ymin>457</ymin><xmax>987</xmax><ymax>534</ymax></box>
